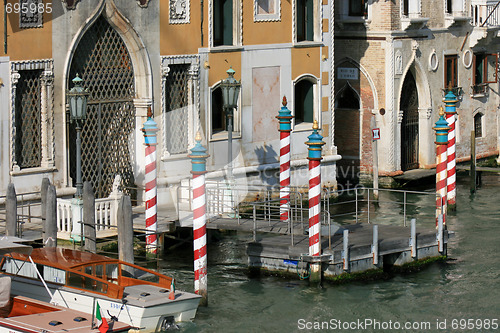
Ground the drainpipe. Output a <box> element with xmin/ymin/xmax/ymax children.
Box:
<box><xmin>200</xmin><ymin>0</ymin><xmax>204</xmax><ymax>47</ymax></box>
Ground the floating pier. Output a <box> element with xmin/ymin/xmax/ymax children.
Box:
<box><xmin>246</xmin><ymin>221</ymin><xmax>448</xmax><ymax>280</ymax></box>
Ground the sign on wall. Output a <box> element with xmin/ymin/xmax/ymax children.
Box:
<box><xmin>338</xmin><ymin>67</ymin><xmax>359</xmax><ymax>80</ymax></box>
<box><xmin>372</xmin><ymin>128</ymin><xmax>380</xmax><ymax>140</ymax></box>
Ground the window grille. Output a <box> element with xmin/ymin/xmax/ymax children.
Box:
<box><xmin>474</xmin><ymin>113</ymin><xmax>482</xmax><ymax>138</ymax></box>
<box><xmin>15</xmin><ymin>69</ymin><xmax>42</xmax><ymax>169</ymax></box>
<box><xmin>165</xmin><ymin>64</ymin><xmax>190</xmax><ymax>154</ymax></box>
<box><xmin>68</xmin><ymin>16</ymin><xmax>135</xmax><ymax>198</ymax></box>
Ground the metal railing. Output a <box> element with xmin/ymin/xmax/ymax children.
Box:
<box><xmin>0</xmin><ymin>191</ymin><xmax>43</xmax><ymax>238</ymax></box>
<box><xmin>471</xmin><ymin>83</ymin><xmax>489</xmax><ymax>96</ymax></box>
<box><xmin>246</xmin><ymin>197</ymin><xmax>332</xmax><ymax>247</ymax></box>
<box><xmin>322</xmin><ymin>186</ymin><xmax>439</xmax><ymax>228</ymax></box>
<box><xmin>471</xmin><ymin>3</ymin><xmax>500</xmax><ymax>27</ymax></box>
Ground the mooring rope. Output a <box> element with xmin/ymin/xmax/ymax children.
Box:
<box><xmin>296</xmin><ymin>260</ymin><xmax>311</xmax><ymax>280</ymax></box>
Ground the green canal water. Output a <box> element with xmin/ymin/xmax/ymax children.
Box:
<box><xmin>158</xmin><ymin>174</ymin><xmax>500</xmax><ymax>332</ymax></box>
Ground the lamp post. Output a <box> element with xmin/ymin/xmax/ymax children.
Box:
<box><xmin>220</xmin><ymin>67</ymin><xmax>241</xmax><ymax>181</ymax></box>
<box><xmin>67</xmin><ymin>74</ymin><xmax>89</xmax><ymax>240</ymax></box>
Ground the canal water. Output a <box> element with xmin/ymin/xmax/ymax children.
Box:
<box><xmin>158</xmin><ymin>174</ymin><xmax>500</xmax><ymax>332</ymax></box>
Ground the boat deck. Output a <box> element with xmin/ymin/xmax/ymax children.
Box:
<box><xmin>0</xmin><ymin>296</ymin><xmax>131</xmax><ymax>333</ymax></box>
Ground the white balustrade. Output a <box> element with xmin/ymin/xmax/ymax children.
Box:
<box><xmin>56</xmin><ymin>192</ymin><xmax>121</xmax><ymax>238</ymax></box>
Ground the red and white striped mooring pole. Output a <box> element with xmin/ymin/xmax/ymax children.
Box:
<box><xmin>433</xmin><ymin>107</ymin><xmax>450</xmax><ymax>226</ymax></box>
<box><xmin>276</xmin><ymin>97</ymin><xmax>293</xmax><ymax>225</ymax></box>
<box><xmin>142</xmin><ymin>107</ymin><xmax>158</xmax><ymax>255</ymax></box>
<box><xmin>189</xmin><ymin>132</ymin><xmax>209</xmax><ymax>306</ymax></box>
<box><xmin>444</xmin><ymin>90</ymin><xmax>458</xmax><ymax>211</ymax></box>
<box><xmin>306</xmin><ymin>120</ymin><xmax>325</xmax><ymax>282</ymax></box>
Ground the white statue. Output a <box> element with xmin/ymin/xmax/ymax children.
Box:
<box><xmin>112</xmin><ymin>174</ymin><xmax>122</xmax><ymax>194</ymax></box>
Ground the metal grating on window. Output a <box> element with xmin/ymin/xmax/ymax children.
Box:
<box><xmin>165</xmin><ymin>64</ymin><xmax>189</xmax><ymax>154</ymax></box>
<box><xmin>69</xmin><ymin>16</ymin><xmax>135</xmax><ymax>199</ymax></box>
<box><xmin>474</xmin><ymin>113</ymin><xmax>482</xmax><ymax>138</ymax></box>
<box><xmin>15</xmin><ymin>70</ymin><xmax>42</xmax><ymax>169</ymax></box>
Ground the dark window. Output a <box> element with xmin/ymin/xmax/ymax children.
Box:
<box><xmin>295</xmin><ymin>80</ymin><xmax>314</xmax><ymax>124</ymax></box>
<box><xmin>297</xmin><ymin>0</ymin><xmax>314</xmax><ymax>42</ymax></box>
<box><xmin>403</xmin><ymin>0</ymin><xmax>409</xmax><ymax>16</ymax></box>
<box><xmin>444</xmin><ymin>55</ymin><xmax>458</xmax><ymax>88</ymax></box>
<box><xmin>338</xmin><ymin>86</ymin><xmax>360</xmax><ymax>109</ymax></box>
<box><xmin>474</xmin><ymin>53</ymin><xmax>498</xmax><ymax>85</ymax></box>
<box><xmin>474</xmin><ymin>113</ymin><xmax>482</xmax><ymax>138</ymax></box>
<box><xmin>214</xmin><ymin>0</ymin><xmax>233</xmax><ymax>46</ymax></box>
<box><xmin>349</xmin><ymin>0</ymin><xmax>366</xmax><ymax>16</ymax></box>
<box><xmin>211</xmin><ymin>87</ymin><xmax>226</xmax><ymax>133</ymax></box>
<box><xmin>446</xmin><ymin>0</ymin><xmax>452</xmax><ymax>14</ymax></box>
<box><xmin>15</xmin><ymin>70</ymin><xmax>42</xmax><ymax>169</ymax></box>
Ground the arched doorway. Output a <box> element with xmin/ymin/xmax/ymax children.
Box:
<box><xmin>400</xmin><ymin>70</ymin><xmax>419</xmax><ymax>171</ymax></box>
<box><xmin>68</xmin><ymin>15</ymin><xmax>136</xmax><ymax>198</ymax></box>
<box><xmin>335</xmin><ymin>84</ymin><xmax>361</xmax><ymax>185</ymax></box>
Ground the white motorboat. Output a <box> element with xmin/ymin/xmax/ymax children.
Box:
<box><xmin>0</xmin><ymin>237</ymin><xmax>131</xmax><ymax>333</ymax></box>
<box><xmin>1</xmin><ymin>247</ymin><xmax>201</xmax><ymax>332</ymax></box>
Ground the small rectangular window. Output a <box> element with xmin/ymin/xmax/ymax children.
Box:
<box><xmin>211</xmin><ymin>87</ymin><xmax>226</xmax><ymax>134</ymax></box>
<box><xmin>446</xmin><ymin>0</ymin><xmax>452</xmax><ymax>14</ymax></box>
<box><xmin>214</xmin><ymin>0</ymin><xmax>233</xmax><ymax>46</ymax></box>
<box><xmin>255</xmin><ymin>0</ymin><xmax>280</xmax><ymax>21</ymax></box>
<box><xmin>444</xmin><ymin>55</ymin><xmax>458</xmax><ymax>88</ymax></box>
<box><xmin>295</xmin><ymin>80</ymin><xmax>315</xmax><ymax>124</ymax></box>
<box><xmin>297</xmin><ymin>0</ymin><xmax>314</xmax><ymax>42</ymax></box>
<box><xmin>403</xmin><ymin>0</ymin><xmax>409</xmax><ymax>16</ymax></box>
<box><xmin>474</xmin><ymin>113</ymin><xmax>482</xmax><ymax>138</ymax></box>
<box><xmin>349</xmin><ymin>0</ymin><xmax>366</xmax><ymax>16</ymax></box>
<box><xmin>474</xmin><ymin>53</ymin><xmax>498</xmax><ymax>85</ymax></box>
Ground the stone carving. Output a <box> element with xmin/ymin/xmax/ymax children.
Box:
<box><xmin>19</xmin><ymin>0</ymin><xmax>42</xmax><ymax>28</ymax></box>
<box><xmin>62</xmin><ymin>0</ymin><xmax>80</xmax><ymax>10</ymax></box>
<box><xmin>170</xmin><ymin>0</ymin><xmax>190</xmax><ymax>24</ymax></box>
<box><xmin>112</xmin><ymin>174</ymin><xmax>122</xmax><ymax>194</ymax></box>
<box><xmin>395</xmin><ymin>50</ymin><xmax>403</xmax><ymax>75</ymax></box>
<box><xmin>137</xmin><ymin>0</ymin><xmax>151</xmax><ymax>7</ymax></box>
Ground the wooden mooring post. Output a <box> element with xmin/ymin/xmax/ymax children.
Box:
<box><xmin>117</xmin><ymin>195</ymin><xmax>134</xmax><ymax>265</ymax></box>
<box><xmin>372</xmin><ymin>225</ymin><xmax>378</xmax><ymax>265</ymax></box>
<box><xmin>83</xmin><ymin>181</ymin><xmax>96</xmax><ymax>253</ymax></box>
<box><xmin>40</xmin><ymin>178</ymin><xmax>50</xmax><ymax>222</ymax></box>
<box><xmin>470</xmin><ymin>130</ymin><xmax>477</xmax><ymax>193</ymax></box>
<box><xmin>44</xmin><ymin>185</ymin><xmax>57</xmax><ymax>248</ymax></box>
<box><xmin>410</xmin><ymin>218</ymin><xmax>417</xmax><ymax>258</ymax></box>
<box><xmin>6</xmin><ymin>184</ymin><xmax>17</xmax><ymax>237</ymax></box>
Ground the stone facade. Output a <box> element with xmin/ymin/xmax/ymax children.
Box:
<box><xmin>335</xmin><ymin>0</ymin><xmax>500</xmax><ymax>181</ymax></box>
<box><xmin>0</xmin><ymin>0</ymin><xmax>339</xmax><ymax>204</ymax></box>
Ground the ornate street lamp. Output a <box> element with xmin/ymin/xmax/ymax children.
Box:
<box><xmin>220</xmin><ymin>67</ymin><xmax>241</xmax><ymax>180</ymax></box>
<box><xmin>67</xmin><ymin>74</ymin><xmax>89</xmax><ymax>198</ymax></box>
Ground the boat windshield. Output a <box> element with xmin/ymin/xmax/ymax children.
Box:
<box><xmin>120</xmin><ymin>264</ymin><xmax>160</xmax><ymax>283</ymax></box>
<box><xmin>1</xmin><ymin>258</ymin><xmax>65</xmax><ymax>285</ymax></box>
<box><xmin>67</xmin><ymin>271</ymin><xmax>109</xmax><ymax>294</ymax></box>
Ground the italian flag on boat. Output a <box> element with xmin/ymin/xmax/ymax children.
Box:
<box><xmin>96</xmin><ymin>301</ymin><xmax>109</xmax><ymax>333</ymax></box>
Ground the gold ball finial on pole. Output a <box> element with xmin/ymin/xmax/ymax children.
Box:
<box><xmin>195</xmin><ymin>131</ymin><xmax>202</xmax><ymax>142</ymax></box>
<box><xmin>312</xmin><ymin>119</ymin><xmax>319</xmax><ymax>130</ymax></box>
<box><xmin>439</xmin><ymin>106</ymin><xmax>444</xmax><ymax>116</ymax></box>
